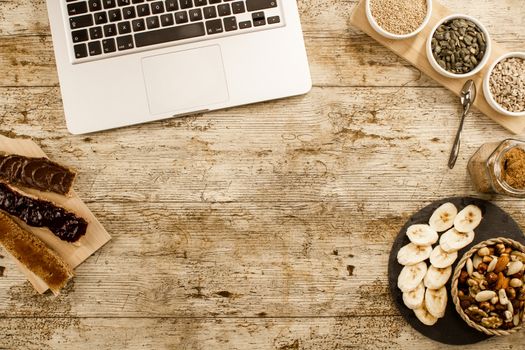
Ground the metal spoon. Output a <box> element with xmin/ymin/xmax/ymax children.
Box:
<box><xmin>448</xmin><ymin>80</ymin><xmax>477</xmax><ymax>169</ymax></box>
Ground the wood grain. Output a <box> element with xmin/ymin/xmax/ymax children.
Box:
<box><xmin>1</xmin><ymin>0</ymin><xmax>525</xmax><ymax>348</ymax></box>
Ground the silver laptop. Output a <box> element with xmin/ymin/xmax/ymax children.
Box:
<box><xmin>45</xmin><ymin>0</ymin><xmax>312</xmax><ymax>134</ymax></box>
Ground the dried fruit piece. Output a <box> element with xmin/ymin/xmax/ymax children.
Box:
<box><xmin>406</xmin><ymin>224</ymin><xmax>438</xmax><ymax>246</ymax></box>
<box><xmin>398</xmin><ymin>262</ymin><xmax>427</xmax><ymax>292</ymax></box>
<box><xmin>425</xmin><ymin>286</ymin><xmax>447</xmax><ymax>318</ymax></box>
<box><xmin>397</xmin><ymin>243</ymin><xmax>432</xmax><ymax>266</ymax></box>
<box><xmin>429</xmin><ymin>202</ymin><xmax>457</xmax><ymax>232</ymax></box>
<box><xmin>424</xmin><ymin>265</ymin><xmax>452</xmax><ymax>289</ymax></box>
<box><xmin>454</xmin><ymin>205</ymin><xmax>482</xmax><ymax>232</ymax></box>
<box><xmin>403</xmin><ymin>281</ymin><xmax>425</xmax><ymax>310</ymax></box>
<box><xmin>430</xmin><ymin>245</ymin><xmax>457</xmax><ymax>268</ymax></box>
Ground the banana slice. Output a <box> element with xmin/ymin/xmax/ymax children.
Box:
<box><xmin>414</xmin><ymin>304</ymin><xmax>439</xmax><ymax>326</ymax></box>
<box><xmin>397</xmin><ymin>243</ymin><xmax>432</xmax><ymax>266</ymax></box>
<box><xmin>429</xmin><ymin>245</ymin><xmax>458</xmax><ymax>268</ymax></box>
<box><xmin>425</xmin><ymin>286</ymin><xmax>447</xmax><ymax>318</ymax></box>
<box><xmin>406</xmin><ymin>224</ymin><xmax>438</xmax><ymax>246</ymax></box>
<box><xmin>429</xmin><ymin>202</ymin><xmax>458</xmax><ymax>232</ymax></box>
<box><xmin>454</xmin><ymin>205</ymin><xmax>482</xmax><ymax>233</ymax></box>
<box><xmin>424</xmin><ymin>265</ymin><xmax>452</xmax><ymax>289</ymax></box>
<box><xmin>398</xmin><ymin>261</ymin><xmax>427</xmax><ymax>292</ymax></box>
<box><xmin>439</xmin><ymin>228</ymin><xmax>475</xmax><ymax>253</ymax></box>
<box><xmin>403</xmin><ymin>281</ymin><xmax>425</xmax><ymax>309</ymax></box>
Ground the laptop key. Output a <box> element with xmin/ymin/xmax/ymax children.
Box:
<box><xmin>67</xmin><ymin>2</ymin><xmax>88</xmax><ymax>16</ymax></box>
<box><xmin>246</xmin><ymin>0</ymin><xmax>276</xmax><ymax>11</ymax></box>
<box><xmin>217</xmin><ymin>4</ymin><xmax>230</xmax><ymax>16</ymax></box>
<box><xmin>137</xmin><ymin>4</ymin><xmax>151</xmax><ymax>16</ymax></box>
<box><xmin>208</xmin><ymin>0</ymin><xmax>221</xmax><ymax>3</ymax></box>
<box><xmin>165</xmin><ymin>0</ymin><xmax>179</xmax><ymax>11</ymax></box>
<box><xmin>108</xmin><ymin>9</ymin><xmax>122</xmax><ymax>21</ymax></box>
<box><xmin>151</xmin><ymin>1</ymin><xmax>165</xmax><ymax>14</ymax></box>
<box><xmin>205</xmin><ymin>19</ymin><xmax>222</xmax><ymax>34</ymax></box>
<box><xmin>94</xmin><ymin>11</ymin><xmax>108</xmax><ymax>24</ymax></box>
<box><xmin>132</xmin><ymin>18</ymin><xmax>146</xmax><ymax>31</ymax></box>
<box><xmin>146</xmin><ymin>16</ymin><xmax>160</xmax><ymax>29</ymax></box>
<box><xmin>223</xmin><ymin>16</ymin><xmax>237</xmax><ymax>31</ymax></box>
<box><xmin>160</xmin><ymin>13</ymin><xmax>174</xmax><ymax>26</ymax></box>
<box><xmin>252</xmin><ymin>11</ymin><xmax>265</xmax><ymax>26</ymax></box>
<box><xmin>134</xmin><ymin>22</ymin><xmax>205</xmax><ymax>47</ymax></box>
<box><xmin>117</xmin><ymin>0</ymin><xmax>131</xmax><ymax>5</ymax></box>
<box><xmin>179</xmin><ymin>0</ymin><xmax>193</xmax><ymax>9</ymax></box>
<box><xmin>102</xmin><ymin>38</ymin><xmax>116</xmax><ymax>52</ymax></box>
<box><xmin>189</xmin><ymin>8</ymin><xmax>202</xmax><ymax>21</ymax></box>
<box><xmin>88</xmin><ymin>0</ymin><xmax>103</xmax><ymax>11</ymax></box>
<box><xmin>103</xmin><ymin>23</ymin><xmax>117</xmax><ymax>36</ymax></box>
<box><xmin>103</xmin><ymin>0</ymin><xmax>116</xmax><ymax>9</ymax></box>
<box><xmin>239</xmin><ymin>20</ymin><xmax>251</xmax><ymax>29</ymax></box>
<box><xmin>267</xmin><ymin>15</ymin><xmax>279</xmax><ymax>24</ymax></box>
<box><xmin>203</xmin><ymin>6</ymin><xmax>216</xmax><ymax>18</ymax></box>
<box><xmin>118</xmin><ymin>21</ymin><xmax>132</xmax><ymax>33</ymax></box>
<box><xmin>123</xmin><ymin>6</ymin><xmax>136</xmax><ymax>19</ymax></box>
<box><xmin>88</xmin><ymin>41</ymin><xmax>102</xmax><ymax>55</ymax></box>
<box><xmin>231</xmin><ymin>1</ymin><xmax>245</xmax><ymax>14</ymax></box>
<box><xmin>74</xmin><ymin>43</ymin><xmax>88</xmax><ymax>58</ymax></box>
<box><xmin>194</xmin><ymin>0</ymin><xmax>207</xmax><ymax>6</ymax></box>
<box><xmin>70</xmin><ymin>14</ymin><xmax>93</xmax><ymax>29</ymax></box>
<box><xmin>72</xmin><ymin>29</ymin><xmax>89</xmax><ymax>43</ymax></box>
<box><xmin>117</xmin><ymin>35</ymin><xmax>134</xmax><ymax>50</ymax></box>
<box><xmin>174</xmin><ymin>11</ymin><xmax>188</xmax><ymax>23</ymax></box>
<box><xmin>90</xmin><ymin>26</ymin><xmax>103</xmax><ymax>39</ymax></box>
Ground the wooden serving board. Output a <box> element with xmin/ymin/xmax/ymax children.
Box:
<box><xmin>0</xmin><ymin>135</ymin><xmax>111</xmax><ymax>294</ymax></box>
<box><xmin>350</xmin><ymin>0</ymin><xmax>525</xmax><ymax>134</ymax></box>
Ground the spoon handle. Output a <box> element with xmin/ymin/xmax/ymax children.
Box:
<box><xmin>448</xmin><ymin>109</ymin><xmax>468</xmax><ymax>169</ymax></box>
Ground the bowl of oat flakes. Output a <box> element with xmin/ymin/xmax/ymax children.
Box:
<box><xmin>484</xmin><ymin>52</ymin><xmax>525</xmax><ymax>117</ymax></box>
<box><xmin>366</xmin><ymin>0</ymin><xmax>432</xmax><ymax>40</ymax></box>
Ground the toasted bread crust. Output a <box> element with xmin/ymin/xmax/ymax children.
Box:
<box><xmin>0</xmin><ymin>211</ymin><xmax>74</xmax><ymax>294</ymax></box>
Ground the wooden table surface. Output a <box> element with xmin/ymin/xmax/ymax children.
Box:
<box><xmin>0</xmin><ymin>0</ymin><xmax>524</xmax><ymax>348</ymax></box>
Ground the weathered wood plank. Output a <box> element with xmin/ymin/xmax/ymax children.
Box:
<box><xmin>0</xmin><ymin>86</ymin><xmax>518</xmax><ymax>203</ymax></box>
<box><xmin>1</xmin><ymin>200</ymin><xmax>525</xmax><ymax>318</ymax></box>
<box><xmin>1</xmin><ymin>316</ymin><xmax>524</xmax><ymax>350</ymax></box>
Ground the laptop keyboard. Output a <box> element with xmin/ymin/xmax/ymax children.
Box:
<box><xmin>66</xmin><ymin>0</ymin><xmax>284</xmax><ymax>63</ymax></box>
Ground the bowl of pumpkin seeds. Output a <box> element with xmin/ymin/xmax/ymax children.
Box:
<box><xmin>427</xmin><ymin>14</ymin><xmax>491</xmax><ymax>78</ymax></box>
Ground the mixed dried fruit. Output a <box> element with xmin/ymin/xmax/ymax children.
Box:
<box><xmin>398</xmin><ymin>202</ymin><xmax>482</xmax><ymax>325</ymax></box>
<box><xmin>457</xmin><ymin>242</ymin><xmax>525</xmax><ymax>330</ymax></box>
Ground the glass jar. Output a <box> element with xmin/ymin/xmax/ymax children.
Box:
<box><xmin>468</xmin><ymin>139</ymin><xmax>525</xmax><ymax>197</ymax></box>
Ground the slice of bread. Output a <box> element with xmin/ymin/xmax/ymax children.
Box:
<box><xmin>0</xmin><ymin>211</ymin><xmax>74</xmax><ymax>294</ymax></box>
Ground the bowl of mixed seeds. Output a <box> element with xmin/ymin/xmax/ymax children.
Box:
<box><xmin>366</xmin><ymin>0</ymin><xmax>432</xmax><ymax>40</ymax></box>
<box><xmin>483</xmin><ymin>52</ymin><xmax>525</xmax><ymax>117</ymax></box>
<box><xmin>427</xmin><ymin>14</ymin><xmax>491</xmax><ymax>78</ymax></box>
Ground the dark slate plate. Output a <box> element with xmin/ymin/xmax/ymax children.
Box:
<box><xmin>388</xmin><ymin>197</ymin><xmax>525</xmax><ymax>345</ymax></box>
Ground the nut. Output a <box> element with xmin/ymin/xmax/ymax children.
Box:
<box><xmin>507</xmin><ymin>261</ymin><xmax>524</xmax><ymax>276</ymax></box>
<box><xmin>486</xmin><ymin>272</ymin><xmax>499</xmax><ymax>285</ymax></box>
<box><xmin>506</xmin><ymin>287</ymin><xmax>517</xmax><ymax>300</ymax></box>
<box><xmin>466</xmin><ymin>306</ymin><xmax>488</xmax><ymax>321</ymax></box>
<box><xmin>511</xmin><ymin>251</ymin><xmax>525</xmax><ymax>263</ymax></box>
<box><xmin>476</xmin><ymin>290</ymin><xmax>497</xmax><ymax>302</ymax></box>
<box><xmin>477</xmin><ymin>262</ymin><xmax>488</xmax><ymax>273</ymax></box>
<box><xmin>504</xmin><ymin>310</ymin><xmax>513</xmax><ymax>322</ymax></box>
<box><xmin>467</xmin><ymin>258</ymin><xmax>474</xmax><ymax>275</ymax></box>
<box><xmin>494</xmin><ymin>255</ymin><xmax>510</xmax><ymax>273</ymax></box>
<box><xmin>491</xmin><ymin>295</ymin><xmax>499</xmax><ymax>304</ymax></box>
<box><xmin>499</xmin><ymin>289</ymin><xmax>509</xmax><ymax>305</ymax></box>
<box><xmin>481</xmin><ymin>316</ymin><xmax>503</xmax><ymax>329</ymax></box>
<box><xmin>514</xmin><ymin>313</ymin><xmax>520</xmax><ymax>326</ymax></box>
<box><xmin>473</xmin><ymin>254</ymin><xmax>483</xmax><ymax>269</ymax></box>
<box><xmin>487</xmin><ymin>257</ymin><xmax>498</xmax><ymax>273</ymax></box>
<box><xmin>479</xmin><ymin>301</ymin><xmax>492</xmax><ymax>312</ymax></box>
<box><xmin>482</xmin><ymin>255</ymin><xmax>494</xmax><ymax>264</ymax></box>
<box><xmin>495</xmin><ymin>272</ymin><xmax>509</xmax><ymax>290</ymax></box>
<box><xmin>459</xmin><ymin>270</ymin><xmax>469</xmax><ymax>284</ymax></box>
<box><xmin>510</xmin><ymin>278</ymin><xmax>523</xmax><ymax>288</ymax></box>
<box><xmin>478</xmin><ymin>247</ymin><xmax>490</xmax><ymax>257</ymax></box>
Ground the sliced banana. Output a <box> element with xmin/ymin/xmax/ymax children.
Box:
<box><xmin>414</xmin><ymin>304</ymin><xmax>439</xmax><ymax>326</ymax></box>
<box><xmin>406</xmin><ymin>224</ymin><xmax>438</xmax><ymax>246</ymax></box>
<box><xmin>397</xmin><ymin>243</ymin><xmax>432</xmax><ymax>266</ymax></box>
<box><xmin>429</xmin><ymin>202</ymin><xmax>458</xmax><ymax>232</ymax></box>
<box><xmin>398</xmin><ymin>261</ymin><xmax>428</xmax><ymax>293</ymax></box>
<box><xmin>429</xmin><ymin>245</ymin><xmax>458</xmax><ymax>268</ymax></box>
<box><xmin>454</xmin><ymin>204</ymin><xmax>482</xmax><ymax>233</ymax></box>
<box><xmin>425</xmin><ymin>286</ymin><xmax>447</xmax><ymax>318</ymax></box>
<box><xmin>424</xmin><ymin>265</ymin><xmax>452</xmax><ymax>290</ymax></box>
<box><xmin>439</xmin><ymin>228</ymin><xmax>475</xmax><ymax>253</ymax></box>
<box><xmin>403</xmin><ymin>281</ymin><xmax>425</xmax><ymax>310</ymax></box>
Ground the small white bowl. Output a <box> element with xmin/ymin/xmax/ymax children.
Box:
<box><xmin>365</xmin><ymin>0</ymin><xmax>432</xmax><ymax>40</ymax></box>
<box><xmin>483</xmin><ymin>52</ymin><xmax>525</xmax><ymax>117</ymax></box>
<box><xmin>426</xmin><ymin>14</ymin><xmax>492</xmax><ymax>78</ymax></box>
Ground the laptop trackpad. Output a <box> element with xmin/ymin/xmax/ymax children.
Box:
<box><xmin>141</xmin><ymin>45</ymin><xmax>229</xmax><ymax>115</ymax></box>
